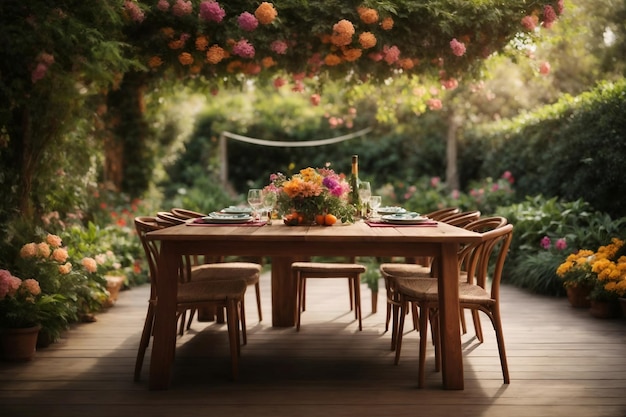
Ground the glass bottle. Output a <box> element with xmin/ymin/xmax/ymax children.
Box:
<box><xmin>349</xmin><ymin>154</ymin><xmax>361</xmax><ymax>216</ymax></box>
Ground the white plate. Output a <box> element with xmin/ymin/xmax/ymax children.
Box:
<box><xmin>221</xmin><ymin>206</ymin><xmax>253</xmax><ymax>214</ymax></box>
<box><xmin>381</xmin><ymin>214</ymin><xmax>430</xmax><ymax>225</ymax></box>
<box><xmin>194</xmin><ymin>213</ymin><xmax>253</xmax><ymax>224</ymax></box>
<box><xmin>377</xmin><ymin>206</ymin><xmax>407</xmax><ymax>215</ymax></box>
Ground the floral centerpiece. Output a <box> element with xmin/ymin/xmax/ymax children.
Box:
<box><xmin>266</xmin><ymin>165</ymin><xmax>355</xmax><ymax>225</ymax></box>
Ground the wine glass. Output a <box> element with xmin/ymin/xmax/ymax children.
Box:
<box><xmin>247</xmin><ymin>189</ymin><xmax>263</xmax><ymax>221</ymax></box>
<box><xmin>358</xmin><ymin>181</ymin><xmax>371</xmax><ymax>218</ymax></box>
<box><xmin>261</xmin><ymin>189</ymin><xmax>277</xmax><ymax>224</ymax></box>
<box><xmin>369</xmin><ymin>195</ymin><xmax>382</xmax><ymax>218</ymax></box>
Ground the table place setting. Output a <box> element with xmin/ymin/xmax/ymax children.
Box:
<box><xmin>186</xmin><ymin>211</ymin><xmax>267</xmax><ymax>226</ymax></box>
<box><xmin>365</xmin><ymin>211</ymin><xmax>438</xmax><ymax>227</ymax></box>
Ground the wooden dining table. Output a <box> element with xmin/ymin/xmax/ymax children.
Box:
<box><xmin>146</xmin><ymin>219</ymin><xmax>481</xmax><ymax>390</ymax></box>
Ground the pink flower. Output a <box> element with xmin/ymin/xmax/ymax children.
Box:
<box><xmin>31</xmin><ymin>62</ymin><xmax>48</xmax><ymax>83</ymax></box>
<box><xmin>22</xmin><ymin>279</ymin><xmax>41</xmax><ymax>296</ymax></box>
<box><xmin>273</xmin><ymin>77</ymin><xmax>286</xmax><ymax>88</ymax></box>
<box><xmin>124</xmin><ymin>1</ymin><xmax>145</xmax><ymax>22</ymax></box>
<box><xmin>521</xmin><ymin>15</ymin><xmax>538</xmax><ymax>31</ymax></box>
<box><xmin>383</xmin><ymin>45</ymin><xmax>400</xmax><ymax>65</ymax></box>
<box><xmin>232</xmin><ymin>39</ymin><xmax>255</xmax><ymax>58</ymax></box>
<box><xmin>557</xmin><ymin>0</ymin><xmax>564</xmax><ymax>15</ymax></box>
<box><xmin>555</xmin><ymin>238</ymin><xmax>567</xmax><ymax>251</ymax></box>
<box><xmin>171</xmin><ymin>0</ymin><xmax>192</xmax><ymax>16</ymax></box>
<box><xmin>0</xmin><ymin>269</ymin><xmax>20</xmax><ymax>299</ymax></box>
<box><xmin>199</xmin><ymin>1</ymin><xmax>225</xmax><ymax>22</ymax></box>
<box><xmin>502</xmin><ymin>170</ymin><xmax>514</xmax><ymax>184</ymax></box>
<box><xmin>430</xmin><ymin>177</ymin><xmax>440</xmax><ymax>187</ymax></box>
<box><xmin>52</xmin><ymin>248</ymin><xmax>69</xmax><ymax>263</ymax></box>
<box><xmin>157</xmin><ymin>0</ymin><xmax>170</xmax><ymax>11</ymax></box>
<box><xmin>427</xmin><ymin>98</ymin><xmax>442</xmax><ymax>111</ymax></box>
<box><xmin>82</xmin><ymin>257</ymin><xmax>98</xmax><ymax>274</ymax></box>
<box><xmin>450</xmin><ymin>38</ymin><xmax>466</xmax><ymax>57</ymax></box>
<box><xmin>271</xmin><ymin>40</ymin><xmax>288</xmax><ymax>54</ymax></box>
<box><xmin>310</xmin><ymin>94</ymin><xmax>321</xmax><ymax>106</ymax></box>
<box><xmin>441</xmin><ymin>78</ymin><xmax>458</xmax><ymax>90</ymax></box>
<box><xmin>46</xmin><ymin>234</ymin><xmax>62</xmax><ymax>248</ymax></box>
<box><xmin>291</xmin><ymin>80</ymin><xmax>304</xmax><ymax>92</ymax></box>
<box><xmin>539</xmin><ymin>61</ymin><xmax>551</xmax><ymax>75</ymax></box>
<box><xmin>238</xmin><ymin>12</ymin><xmax>259</xmax><ymax>31</ymax></box>
<box><xmin>19</xmin><ymin>243</ymin><xmax>37</xmax><ymax>258</ymax></box>
<box><xmin>540</xmin><ymin>236</ymin><xmax>551</xmax><ymax>250</ymax></box>
<box><xmin>543</xmin><ymin>5</ymin><xmax>557</xmax><ymax>29</ymax></box>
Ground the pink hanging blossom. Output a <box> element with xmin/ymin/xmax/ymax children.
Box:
<box><xmin>540</xmin><ymin>236</ymin><xmax>551</xmax><ymax>250</ymax></box>
<box><xmin>157</xmin><ymin>0</ymin><xmax>170</xmax><ymax>11</ymax></box>
<box><xmin>124</xmin><ymin>1</ymin><xmax>145</xmax><ymax>22</ymax></box>
<box><xmin>539</xmin><ymin>61</ymin><xmax>551</xmax><ymax>75</ymax></box>
<box><xmin>450</xmin><ymin>38</ymin><xmax>466</xmax><ymax>57</ymax></box>
<box><xmin>310</xmin><ymin>94</ymin><xmax>321</xmax><ymax>106</ymax></box>
<box><xmin>441</xmin><ymin>78</ymin><xmax>458</xmax><ymax>90</ymax></box>
<box><xmin>521</xmin><ymin>15</ymin><xmax>538</xmax><ymax>31</ymax></box>
<box><xmin>543</xmin><ymin>5</ymin><xmax>557</xmax><ymax>29</ymax></box>
<box><xmin>238</xmin><ymin>12</ymin><xmax>259</xmax><ymax>31</ymax></box>
<box><xmin>199</xmin><ymin>1</ymin><xmax>225</xmax><ymax>22</ymax></box>
<box><xmin>271</xmin><ymin>40</ymin><xmax>288</xmax><ymax>54</ymax></box>
<box><xmin>172</xmin><ymin>0</ymin><xmax>193</xmax><ymax>16</ymax></box>
<box><xmin>232</xmin><ymin>39</ymin><xmax>255</xmax><ymax>58</ymax></box>
<box><xmin>383</xmin><ymin>45</ymin><xmax>400</xmax><ymax>64</ymax></box>
<box><xmin>427</xmin><ymin>98</ymin><xmax>442</xmax><ymax>111</ymax></box>
<box><xmin>273</xmin><ymin>77</ymin><xmax>286</xmax><ymax>88</ymax></box>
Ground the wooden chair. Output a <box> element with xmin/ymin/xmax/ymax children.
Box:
<box><xmin>292</xmin><ymin>259</ymin><xmax>367</xmax><ymax>331</ymax></box>
<box><xmin>380</xmin><ymin>216</ymin><xmax>506</xmax><ymax>351</ymax></box>
<box><xmin>133</xmin><ymin>216</ymin><xmax>260</xmax><ymax>382</ymax></box>
<box><xmin>394</xmin><ymin>223</ymin><xmax>514</xmax><ymax>388</ymax></box>
<box><xmin>424</xmin><ymin>207</ymin><xmax>459</xmax><ymax>221</ymax></box>
<box><xmin>167</xmin><ymin>208</ymin><xmax>264</xmax><ymax>328</ymax></box>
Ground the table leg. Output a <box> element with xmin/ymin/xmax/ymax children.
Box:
<box><xmin>149</xmin><ymin>242</ymin><xmax>178</xmax><ymax>390</ymax></box>
<box><xmin>437</xmin><ymin>243</ymin><xmax>464</xmax><ymax>390</ymax></box>
<box><xmin>271</xmin><ymin>256</ymin><xmax>310</xmax><ymax>327</ymax></box>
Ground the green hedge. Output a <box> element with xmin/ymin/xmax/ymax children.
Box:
<box><xmin>462</xmin><ymin>79</ymin><xmax>626</xmax><ymax>219</ymax></box>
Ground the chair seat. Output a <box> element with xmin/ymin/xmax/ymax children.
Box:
<box><xmin>191</xmin><ymin>262</ymin><xmax>261</xmax><ymax>284</ymax></box>
<box><xmin>177</xmin><ymin>279</ymin><xmax>247</xmax><ymax>304</ymax></box>
<box><xmin>291</xmin><ymin>262</ymin><xmax>366</xmax><ymax>276</ymax></box>
<box><xmin>380</xmin><ymin>263</ymin><xmax>430</xmax><ymax>278</ymax></box>
<box><xmin>394</xmin><ymin>278</ymin><xmax>494</xmax><ymax>305</ymax></box>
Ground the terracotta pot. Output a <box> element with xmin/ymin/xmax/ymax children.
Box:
<box><xmin>619</xmin><ymin>298</ymin><xmax>626</xmax><ymax>319</ymax></box>
<box><xmin>589</xmin><ymin>299</ymin><xmax>621</xmax><ymax>319</ymax></box>
<box><xmin>566</xmin><ymin>285</ymin><xmax>592</xmax><ymax>308</ymax></box>
<box><xmin>1</xmin><ymin>325</ymin><xmax>41</xmax><ymax>361</ymax></box>
<box><xmin>103</xmin><ymin>275</ymin><xmax>125</xmax><ymax>307</ymax></box>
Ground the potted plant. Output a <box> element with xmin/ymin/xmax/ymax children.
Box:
<box><xmin>556</xmin><ymin>249</ymin><xmax>597</xmax><ymax>308</ymax></box>
<box><xmin>0</xmin><ymin>269</ymin><xmax>64</xmax><ymax>361</ymax></box>
<box><xmin>361</xmin><ymin>259</ymin><xmax>381</xmax><ymax>314</ymax></box>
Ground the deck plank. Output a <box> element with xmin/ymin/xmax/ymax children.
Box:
<box><xmin>1</xmin><ymin>271</ymin><xmax>625</xmax><ymax>417</ymax></box>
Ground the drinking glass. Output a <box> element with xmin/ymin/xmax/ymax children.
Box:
<box><xmin>247</xmin><ymin>189</ymin><xmax>263</xmax><ymax>221</ymax></box>
<box><xmin>358</xmin><ymin>181</ymin><xmax>371</xmax><ymax>218</ymax></box>
<box><xmin>261</xmin><ymin>189</ymin><xmax>277</xmax><ymax>224</ymax></box>
<box><xmin>369</xmin><ymin>195</ymin><xmax>382</xmax><ymax>218</ymax></box>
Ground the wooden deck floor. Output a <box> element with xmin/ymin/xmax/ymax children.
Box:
<box><xmin>1</xmin><ymin>271</ymin><xmax>625</xmax><ymax>417</ymax></box>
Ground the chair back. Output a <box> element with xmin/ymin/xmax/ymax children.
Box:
<box><xmin>440</xmin><ymin>210</ymin><xmax>481</xmax><ymax>228</ymax></box>
<box><xmin>156</xmin><ymin>211</ymin><xmax>186</xmax><ymax>226</ymax></box>
<box><xmin>464</xmin><ymin>216</ymin><xmax>508</xmax><ymax>232</ymax></box>
<box><xmin>464</xmin><ymin>224</ymin><xmax>513</xmax><ymax>298</ymax></box>
<box><xmin>170</xmin><ymin>208</ymin><xmax>206</xmax><ymax>220</ymax></box>
<box><xmin>134</xmin><ymin>216</ymin><xmax>163</xmax><ymax>298</ymax></box>
<box><xmin>424</xmin><ymin>207</ymin><xmax>459</xmax><ymax>221</ymax></box>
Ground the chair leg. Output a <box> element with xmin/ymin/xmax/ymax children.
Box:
<box><xmin>255</xmin><ymin>282</ymin><xmax>263</xmax><ymax>322</ymax></box>
<box><xmin>296</xmin><ymin>274</ymin><xmax>303</xmax><ymax>331</ymax></box>
<box><xmin>418</xmin><ymin>304</ymin><xmax>430</xmax><ymax>388</ymax></box>
<box><xmin>460</xmin><ymin>306</ymin><xmax>467</xmax><ymax>334</ymax></box>
<box><xmin>472</xmin><ymin>309</ymin><xmax>484</xmax><ymax>342</ymax></box>
<box><xmin>134</xmin><ymin>303</ymin><xmax>154</xmax><ymax>382</ymax></box>
<box><xmin>394</xmin><ymin>300</ymin><xmax>408</xmax><ymax>365</ymax></box>
<box><xmin>353</xmin><ymin>276</ymin><xmax>362</xmax><ymax>331</ymax></box>
<box><xmin>186</xmin><ymin>309</ymin><xmax>196</xmax><ymax>331</ymax></box>
<box><xmin>240</xmin><ymin>297</ymin><xmax>247</xmax><ymax>345</ymax></box>
<box><xmin>301</xmin><ymin>277</ymin><xmax>306</xmax><ymax>312</ymax></box>
<box><xmin>349</xmin><ymin>278</ymin><xmax>355</xmax><ymax>311</ymax></box>
<box><xmin>226</xmin><ymin>298</ymin><xmax>240</xmax><ymax>380</ymax></box>
<box><xmin>491</xmin><ymin>310</ymin><xmax>510</xmax><ymax>384</ymax></box>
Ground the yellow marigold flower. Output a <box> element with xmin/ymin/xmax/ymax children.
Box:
<box><xmin>195</xmin><ymin>35</ymin><xmax>209</xmax><ymax>51</ymax></box>
<box><xmin>343</xmin><ymin>47</ymin><xmax>362</xmax><ymax>62</ymax></box>
<box><xmin>358</xmin><ymin>7</ymin><xmax>379</xmax><ymax>24</ymax></box>
<box><xmin>262</xmin><ymin>56</ymin><xmax>276</xmax><ymax>68</ymax></box>
<box><xmin>324</xmin><ymin>53</ymin><xmax>342</xmax><ymax>66</ymax></box>
<box><xmin>148</xmin><ymin>56</ymin><xmax>163</xmax><ymax>68</ymax></box>
<box><xmin>46</xmin><ymin>234</ymin><xmax>62</xmax><ymax>248</ymax></box>
<box><xmin>359</xmin><ymin>32</ymin><xmax>377</xmax><ymax>49</ymax></box>
<box><xmin>58</xmin><ymin>262</ymin><xmax>72</xmax><ymax>275</ymax></box>
<box><xmin>168</xmin><ymin>39</ymin><xmax>185</xmax><ymax>50</ymax></box>
<box><xmin>161</xmin><ymin>27</ymin><xmax>175</xmax><ymax>38</ymax></box>
<box><xmin>206</xmin><ymin>45</ymin><xmax>226</xmax><ymax>64</ymax></box>
<box><xmin>255</xmin><ymin>2</ymin><xmax>277</xmax><ymax>25</ymax></box>
<box><xmin>178</xmin><ymin>52</ymin><xmax>194</xmax><ymax>66</ymax></box>
<box><xmin>381</xmin><ymin>16</ymin><xmax>394</xmax><ymax>30</ymax></box>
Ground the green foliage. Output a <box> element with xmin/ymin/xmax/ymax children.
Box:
<box><xmin>469</xmin><ymin>79</ymin><xmax>626</xmax><ymax>219</ymax></box>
